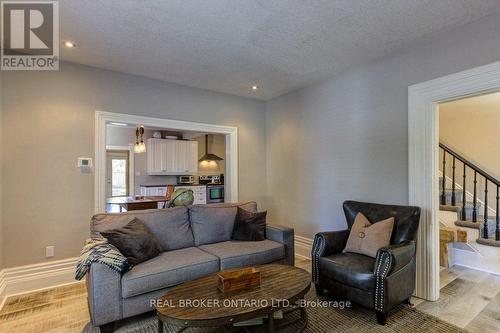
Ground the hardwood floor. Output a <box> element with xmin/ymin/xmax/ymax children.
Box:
<box><xmin>415</xmin><ymin>265</ymin><xmax>500</xmax><ymax>332</ymax></box>
<box><xmin>0</xmin><ymin>257</ymin><xmax>498</xmax><ymax>332</ymax></box>
<box><xmin>0</xmin><ymin>282</ymin><xmax>89</xmax><ymax>333</ymax></box>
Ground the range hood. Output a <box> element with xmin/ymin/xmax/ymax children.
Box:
<box><xmin>199</xmin><ymin>135</ymin><xmax>224</xmax><ymax>162</ymax></box>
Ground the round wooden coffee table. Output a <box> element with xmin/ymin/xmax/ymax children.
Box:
<box><xmin>157</xmin><ymin>264</ymin><xmax>311</xmax><ymax>333</ymax></box>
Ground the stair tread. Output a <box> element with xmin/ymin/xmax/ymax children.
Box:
<box><xmin>440</xmin><ymin>205</ymin><xmax>460</xmax><ymax>212</ymax></box>
<box><xmin>455</xmin><ymin>220</ymin><xmax>481</xmax><ymax>229</ymax></box>
<box><xmin>440</xmin><ymin>203</ymin><xmax>481</xmax><ymax>210</ymax></box>
<box><xmin>476</xmin><ymin>238</ymin><xmax>500</xmax><ymax>247</ymax></box>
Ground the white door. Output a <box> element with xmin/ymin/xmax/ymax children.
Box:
<box><xmin>106</xmin><ymin>150</ymin><xmax>129</xmax><ymax>197</ymax></box>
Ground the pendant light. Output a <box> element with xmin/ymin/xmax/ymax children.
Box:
<box><xmin>134</xmin><ymin>126</ymin><xmax>146</xmax><ymax>153</ymax></box>
<box><xmin>199</xmin><ymin>134</ymin><xmax>223</xmax><ymax>162</ymax></box>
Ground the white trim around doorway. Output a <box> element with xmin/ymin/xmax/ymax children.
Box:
<box><xmin>408</xmin><ymin>61</ymin><xmax>500</xmax><ymax>301</ymax></box>
<box><xmin>95</xmin><ymin>111</ymin><xmax>239</xmax><ymax>213</ymax></box>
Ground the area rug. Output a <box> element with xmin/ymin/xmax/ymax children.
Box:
<box><xmin>83</xmin><ymin>290</ymin><xmax>466</xmax><ymax>333</ymax></box>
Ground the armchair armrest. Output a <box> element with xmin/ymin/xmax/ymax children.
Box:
<box><xmin>85</xmin><ymin>262</ymin><xmax>122</xmax><ymax>326</ymax></box>
<box><xmin>312</xmin><ymin>230</ymin><xmax>350</xmax><ymax>258</ymax></box>
<box><xmin>373</xmin><ymin>241</ymin><xmax>416</xmax><ymax>313</ymax></box>
<box><xmin>266</xmin><ymin>224</ymin><xmax>294</xmax><ymax>266</ymax></box>
<box><xmin>374</xmin><ymin>241</ymin><xmax>416</xmax><ymax>276</ymax></box>
<box><xmin>311</xmin><ymin>230</ymin><xmax>349</xmax><ymax>283</ymax></box>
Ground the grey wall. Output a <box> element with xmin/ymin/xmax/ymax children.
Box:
<box><xmin>1</xmin><ymin>63</ymin><xmax>266</xmax><ymax>268</ymax></box>
<box><xmin>265</xmin><ymin>12</ymin><xmax>500</xmax><ymax>239</ymax></box>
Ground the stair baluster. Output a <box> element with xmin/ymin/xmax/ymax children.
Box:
<box><xmin>441</xmin><ymin>151</ymin><xmax>447</xmax><ymax>205</ymax></box>
<box><xmin>496</xmin><ymin>186</ymin><xmax>499</xmax><ymax>241</ymax></box>
<box><xmin>462</xmin><ymin>164</ymin><xmax>467</xmax><ymax>221</ymax></box>
<box><xmin>440</xmin><ymin>142</ymin><xmax>500</xmax><ymax>244</ymax></box>
<box><xmin>483</xmin><ymin>179</ymin><xmax>488</xmax><ymax>239</ymax></box>
<box><xmin>451</xmin><ymin>156</ymin><xmax>456</xmax><ymax>206</ymax></box>
<box><xmin>472</xmin><ymin>171</ymin><xmax>478</xmax><ymax>223</ymax></box>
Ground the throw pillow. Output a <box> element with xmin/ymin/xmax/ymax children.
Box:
<box><xmin>231</xmin><ymin>207</ymin><xmax>267</xmax><ymax>241</ymax></box>
<box><xmin>343</xmin><ymin>212</ymin><xmax>394</xmax><ymax>258</ymax></box>
<box><xmin>100</xmin><ymin>218</ymin><xmax>162</xmax><ymax>266</ymax></box>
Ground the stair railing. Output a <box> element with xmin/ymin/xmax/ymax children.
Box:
<box><xmin>439</xmin><ymin>142</ymin><xmax>500</xmax><ymax>240</ymax></box>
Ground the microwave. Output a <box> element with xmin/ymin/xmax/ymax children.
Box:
<box><xmin>177</xmin><ymin>175</ymin><xmax>195</xmax><ymax>184</ymax></box>
<box><xmin>207</xmin><ymin>184</ymin><xmax>224</xmax><ymax>203</ymax></box>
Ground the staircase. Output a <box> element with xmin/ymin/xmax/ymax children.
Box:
<box><xmin>439</xmin><ymin>142</ymin><xmax>500</xmax><ymax>274</ymax></box>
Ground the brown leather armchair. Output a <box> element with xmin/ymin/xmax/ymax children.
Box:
<box><xmin>311</xmin><ymin>201</ymin><xmax>421</xmax><ymax>324</ymax></box>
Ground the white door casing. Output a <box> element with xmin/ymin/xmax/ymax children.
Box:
<box><xmin>408</xmin><ymin>61</ymin><xmax>500</xmax><ymax>301</ymax></box>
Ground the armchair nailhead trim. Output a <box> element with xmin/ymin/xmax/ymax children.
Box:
<box><xmin>311</xmin><ymin>236</ymin><xmax>325</xmax><ymax>284</ymax></box>
<box><xmin>374</xmin><ymin>251</ymin><xmax>392</xmax><ymax>312</ymax></box>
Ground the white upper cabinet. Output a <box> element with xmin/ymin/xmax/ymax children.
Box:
<box><xmin>147</xmin><ymin>139</ymin><xmax>198</xmax><ymax>175</ymax></box>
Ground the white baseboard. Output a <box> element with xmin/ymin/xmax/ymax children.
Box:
<box><xmin>0</xmin><ymin>257</ymin><xmax>79</xmax><ymax>310</ymax></box>
<box><xmin>295</xmin><ymin>235</ymin><xmax>313</xmax><ymax>259</ymax></box>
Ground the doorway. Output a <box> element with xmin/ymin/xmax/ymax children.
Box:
<box><xmin>106</xmin><ymin>150</ymin><xmax>130</xmax><ymax>197</ymax></box>
<box><xmin>95</xmin><ymin>111</ymin><xmax>239</xmax><ymax>213</ymax></box>
<box><xmin>408</xmin><ymin>61</ymin><xmax>500</xmax><ymax>301</ymax></box>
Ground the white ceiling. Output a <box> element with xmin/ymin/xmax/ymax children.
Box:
<box><xmin>60</xmin><ymin>0</ymin><xmax>500</xmax><ymax>100</ymax></box>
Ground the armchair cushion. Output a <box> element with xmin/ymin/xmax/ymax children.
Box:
<box><xmin>319</xmin><ymin>253</ymin><xmax>376</xmax><ymax>291</ymax></box>
<box><xmin>343</xmin><ymin>213</ymin><xmax>394</xmax><ymax>258</ymax></box>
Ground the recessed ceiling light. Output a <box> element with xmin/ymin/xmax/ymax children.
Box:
<box><xmin>251</xmin><ymin>85</ymin><xmax>258</xmax><ymax>91</ymax></box>
<box><xmin>64</xmin><ymin>41</ymin><xmax>76</xmax><ymax>48</ymax></box>
<box><xmin>110</xmin><ymin>122</ymin><xmax>128</xmax><ymax>126</ymax></box>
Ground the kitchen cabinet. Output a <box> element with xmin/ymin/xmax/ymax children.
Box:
<box><xmin>147</xmin><ymin>139</ymin><xmax>198</xmax><ymax>175</ymax></box>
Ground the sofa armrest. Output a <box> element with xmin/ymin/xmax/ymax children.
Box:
<box><xmin>311</xmin><ymin>230</ymin><xmax>350</xmax><ymax>283</ymax></box>
<box><xmin>86</xmin><ymin>263</ymin><xmax>122</xmax><ymax>326</ymax></box>
<box><xmin>266</xmin><ymin>224</ymin><xmax>294</xmax><ymax>266</ymax></box>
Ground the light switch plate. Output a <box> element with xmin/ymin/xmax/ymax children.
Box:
<box><xmin>46</xmin><ymin>246</ymin><xmax>55</xmax><ymax>258</ymax></box>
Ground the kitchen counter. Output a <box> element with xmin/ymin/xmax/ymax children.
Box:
<box><xmin>140</xmin><ymin>184</ymin><xmax>171</xmax><ymax>187</ymax></box>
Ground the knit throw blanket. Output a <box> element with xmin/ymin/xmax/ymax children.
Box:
<box><xmin>75</xmin><ymin>238</ymin><xmax>130</xmax><ymax>280</ymax></box>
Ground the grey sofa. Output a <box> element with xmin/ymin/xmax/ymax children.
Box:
<box><xmin>86</xmin><ymin>202</ymin><xmax>294</xmax><ymax>330</ymax></box>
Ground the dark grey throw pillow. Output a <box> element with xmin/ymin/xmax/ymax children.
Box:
<box><xmin>231</xmin><ymin>207</ymin><xmax>267</xmax><ymax>241</ymax></box>
<box><xmin>100</xmin><ymin>218</ymin><xmax>162</xmax><ymax>266</ymax></box>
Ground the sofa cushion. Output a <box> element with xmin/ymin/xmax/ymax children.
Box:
<box><xmin>197</xmin><ymin>201</ymin><xmax>258</xmax><ymax>212</ymax></box>
<box><xmin>91</xmin><ymin>207</ymin><xmax>194</xmax><ymax>251</ymax></box>
<box><xmin>319</xmin><ymin>252</ymin><xmax>375</xmax><ymax>291</ymax></box>
<box><xmin>100</xmin><ymin>218</ymin><xmax>162</xmax><ymax>266</ymax></box>
<box><xmin>231</xmin><ymin>207</ymin><xmax>267</xmax><ymax>241</ymax></box>
<box><xmin>188</xmin><ymin>203</ymin><xmax>258</xmax><ymax>246</ymax></box>
<box><xmin>190</xmin><ymin>206</ymin><xmax>238</xmax><ymax>246</ymax></box>
<box><xmin>121</xmin><ymin>247</ymin><xmax>219</xmax><ymax>298</ymax></box>
<box><xmin>198</xmin><ymin>240</ymin><xmax>285</xmax><ymax>270</ymax></box>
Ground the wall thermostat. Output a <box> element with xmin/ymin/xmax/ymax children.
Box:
<box><xmin>78</xmin><ymin>157</ymin><xmax>93</xmax><ymax>173</ymax></box>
